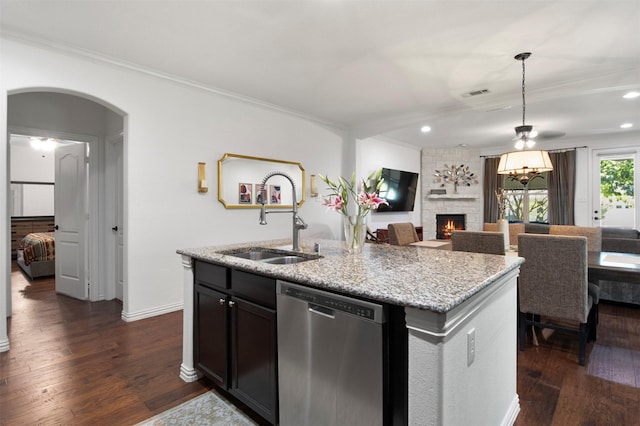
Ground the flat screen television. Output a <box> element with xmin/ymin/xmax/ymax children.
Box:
<box><xmin>374</xmin><ymin>167</ymin><xmax>419</xmax><ymax>212</ymax></box>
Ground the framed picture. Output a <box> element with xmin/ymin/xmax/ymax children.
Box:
<box><xmin>270</xmin><ymin>185</ymin><xmax>281</xmax><ymax>205</ymax></box>
<box><xmin>239</xmin><ymin>183</ymin><xmax>252</xmax><ymax>204</ymax></box>
<box><xmin>255</xmin><ymin>183</ymin><xmax>266</xmax><ymax>205</ymax></box>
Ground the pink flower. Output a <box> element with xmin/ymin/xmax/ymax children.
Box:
<box><xmin>323</xmin><ymin>195</ymin><xmax>343</xmax><ymax>211</ymax></box>
<box><xmin>357</xmin><ymin>192</ymin><xmax>388</xmax><ymax>210</ymax></box>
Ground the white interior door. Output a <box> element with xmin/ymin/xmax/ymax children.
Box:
<box><xmin>592</xmin><ymin>148</ymin><xmax>638</xmax><ymax>229</ymax></box>
<box><xmin>114</xmin><ymin>140</ymin><xmax>124</xmax><ymax>301</ymax></box>
<box><xmin>55</xmin><ymin>143</ymin><xmax>89</xmax><ymax>299</ymax></box>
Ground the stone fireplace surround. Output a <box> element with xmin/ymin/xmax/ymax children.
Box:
<box><xmin>436</xmin><ymin>214</ymin><xmax>466</xmax><ymax>239</ymax></box>
<box><xmin>421</xmin><ymin>148</ymin><xmax>482</xmax><ymax>240</ymax></box>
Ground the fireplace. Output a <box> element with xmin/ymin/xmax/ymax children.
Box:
<box><xmin>436</xmin><ymin>214</ymin><xmax>466</xmax><ymax>239</ymax></box>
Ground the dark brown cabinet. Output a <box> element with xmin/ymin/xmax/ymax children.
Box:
<box><xmin>194</xmin><ymin>283</ymin><xmax>228</xmax><ymax>387</ymax></box>
<box><xmin>194</xmin><ymin>261</ymin><xmax>278</xmax><ymax>425</ymax></box>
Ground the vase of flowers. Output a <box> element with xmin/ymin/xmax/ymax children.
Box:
<box><xmin>496</xmin><ymin>188</ymin><xmax>510</xmax><ymax>249</ymax></box>
<box><xmin>319</xmin><ymin>169</ymin><xmax>387</xmax><ymax>254</ymax></box>
<box><xmin>342</xmin><ymin>214</ymin><xmax>367</xmax><ymax>254</ymax></box>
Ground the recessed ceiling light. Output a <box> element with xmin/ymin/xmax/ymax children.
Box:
<box><xmin>623</xmin><ymin>91</ymin><xmax>640</xmax><ymax>99</ymax></box>
<box><xmin>420</xmin><ymin>125</ymin><xmax>431</xmax><ymax>133</ymax></box>
<box><xmin>620</xmin><ymin>123</ymin><xmax>633</xmax><ymax>129</ymax></box>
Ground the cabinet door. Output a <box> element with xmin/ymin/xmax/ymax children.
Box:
<box><xmin>194</xmin><ymin>284</ymin><xmax>229</xmax><ymax>388</ymax></box>
<box><xmin>230</xmin><ymin>297</ymin><xmax>278</xmax><ymax>425</ymax></box>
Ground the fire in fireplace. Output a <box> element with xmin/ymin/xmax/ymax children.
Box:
<box><xmin>436</xmin><ymin>214</ymin><xmax>466</xmax><ymax>239</ymax></box>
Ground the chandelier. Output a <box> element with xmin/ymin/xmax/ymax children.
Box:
<box><xmin>498</xmin><ymin>52</ymin><xmax>553</xmax><ymax>187</ymax></box>
<box><xmin>513</xmin><ymin>52</ymin><xmax>536</xmax><ymax>150</ymax></box>
<box><xmin>497</xmin><ymin>150</ymin><xmax>553</xmax><ymax>186</ymax></box>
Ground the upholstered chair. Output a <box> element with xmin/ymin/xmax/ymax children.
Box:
<box><xmin>483</xmin><ymin>222</ymin><xmax>525</xmax><ymax>247</ymax></box>
<box><xmin>451</xmin><ymin>230</ymin><xmax>505</xmax><ymax>255</ymax></box>
<box><xmin>388</xmin><ymin>223</ymin><xmax>420</xmax><ymax>246</ymax></box>
<box><xmin>549</xmin><ymin>225</ymin><xmax>602</xmax><ymax>252</ymax></box>
<box><xmin>517</xmin><ymin>233</ymin><xmax>597</xmax><ymax>365</ymax></box>
<box><xmin>549</xmin><ymin>225</ymin><xmax>603</xmax><ymax>319</ymax></box>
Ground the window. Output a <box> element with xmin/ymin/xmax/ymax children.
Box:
<box><xmin>501</xmin><ymin>172</ymin><xmax>549</xmax><ymax>223</ymax></box>
<box><xmin>598</xmin><ymin>156</ymin><xmax>635</xmax><ymax>227</ymax></box>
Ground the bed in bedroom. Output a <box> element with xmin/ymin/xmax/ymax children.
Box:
<box><xmin>16</xmin><ymin>232</ymin><xmax>55</xmax><ymax>279</ymax></box>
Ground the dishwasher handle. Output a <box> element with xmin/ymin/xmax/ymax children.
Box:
<box><xmin>308</xmin><ymin>304</ymin><xmax>335</xmax><ymax>319</ymax></box>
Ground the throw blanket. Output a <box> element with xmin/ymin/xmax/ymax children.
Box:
<box><xmin>19</xmin><ymin>232</ymin><xmax>55</xmax><ymax>266</ymax></box>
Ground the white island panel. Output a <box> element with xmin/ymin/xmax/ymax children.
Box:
<box><xmin>406</xmin><ymin>268</ymin><xmax>519</xmax><ymax>426</ymax></box>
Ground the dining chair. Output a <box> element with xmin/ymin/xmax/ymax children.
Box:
<box><xmin>549</xmin><ymin>225</ymin><xmax>602</xmax><ymax>252</ymax></box>
<box><xmin>549</xmin><ymin>225</ymin><xmax>603</xmax><ymax>322</ymax></box>
<box><xmin>483</xmin><ymin>222</ymin><xmax>525</xmax><ymax>247</ymax></box>
<box><xmin>450</xmin><ymin>230</ymin><xmax>505</xmax><ymax>255</ymax></box>
<box><xmin>388</xmin><ymin>222</ymin><xmax>420</xmax><ymax>246</ymax></box>
<box><xmin>517</xmin><ymin>233</ymin><xmax>597</xmax><ymax>365</ymax></box>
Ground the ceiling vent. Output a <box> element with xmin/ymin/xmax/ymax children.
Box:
<box><xmin>462</xmin><ymin>89</ymin><xmax>490</xmax><ymax>97</ymax></box>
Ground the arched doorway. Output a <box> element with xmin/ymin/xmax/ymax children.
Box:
<box><xmin>5</xmin><ymin>90</ymin><xmax>126</xmax><ymax>329</ymax></box>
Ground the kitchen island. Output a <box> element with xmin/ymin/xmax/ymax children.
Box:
<box><xmin>178</xmin><ymin>238</ymin><xmax>524</xmax><ymax>425</ymax></box>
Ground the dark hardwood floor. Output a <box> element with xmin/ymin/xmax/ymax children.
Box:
<box><xmin>0</xmin><ymin>262</ymin><xmax>211</xmax><ymax>425</ymax></box>
<box><xmin>515</xmin><ymin>301</ymin><xmax>640</xmax><ymax>425</ymax></box>
<box><xmin>2</xmin><ymin>261</ymin><xmax>640</xmax><ymax>425</ymax></box>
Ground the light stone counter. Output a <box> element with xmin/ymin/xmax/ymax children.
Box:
<box><xmin>178</xmin><ymin>238</ymin><xmax>524</xmax><ymax>425</ymax></box>
<box><xmin>177</xmin><ymin>238</ymin><xmax>523</xmax><ymax>314</ymax></box>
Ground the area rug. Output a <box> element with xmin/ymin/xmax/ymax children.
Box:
<box><xmin>135</xmin><ymin>391</ymin><xmax>257</xmax><ymax>426</ymax></box>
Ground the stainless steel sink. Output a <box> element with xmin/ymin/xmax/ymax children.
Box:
<box><xmin>228</xmin><ymin>250</ymin><xmax>284</xmax><ymax>261</ymax></box>
<box><xmin>261</xmin><ymin>255</ymin><xmax>308</xmax><ymax>265</ymax></box>
<box><xmin>222</xmin><ymin>248</ymin><xmax>320</xmax><ymax>264</ymax></box>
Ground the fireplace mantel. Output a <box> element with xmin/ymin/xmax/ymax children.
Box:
<box><xmin>426</xmin><ymin>194</ymin><xmax>479</xmax><ymax>200</ymax></box>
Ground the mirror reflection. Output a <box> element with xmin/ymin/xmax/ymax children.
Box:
<box><xmin>10</xmin><ymin>182</ymin><xmax>55</xmax><ymax>217</ymax></box>
<box><xmin>217</xmin><ymin>153</ymin><xmax>306</xmax><ymax>209</ymax></box>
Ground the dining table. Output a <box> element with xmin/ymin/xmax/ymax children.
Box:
<box><xmin>587</xmin><ymin>251</ymin><xmax>640</xmax><ymax>285</ymax></box>
<box><xmin>411</xmin><ymin>240</ymin><xmax>640</xmax><ymax>285</ymax></box>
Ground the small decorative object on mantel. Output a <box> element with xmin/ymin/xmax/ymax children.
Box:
<box><xmin>430</xmin><ymin>189</ymin><xmax>447</xmax><ymax>195</ymax></box>
<box><xmin>434</xmin><ymin>164</ymin><xmax>479</xmax><ymax>194</ymax></box>
<box><xmin>318</xmin><ymin>169</ymin><xmax>387</xmax><ymax>254</ymax></box>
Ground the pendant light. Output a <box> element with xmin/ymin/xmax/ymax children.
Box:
<box><xmin>498</xmin><ymin>52</ymin><xmax>553</xmax><ymax>188</ymax></box>
<box><xmin>513</xmin><ymin>52</ymin><xmax>536</xmax><ymax>149</ymax></box>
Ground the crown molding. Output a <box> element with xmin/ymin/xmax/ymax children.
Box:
<box><xmin>1</xmin><ymin>29</ymin><xmax>346</xmax><ymax>133</ymax></box>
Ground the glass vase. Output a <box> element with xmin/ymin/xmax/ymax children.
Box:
<box><xmin>343</xmin><ymin>214</ymin><xmax>367</xmax><ymax>254</ymax></box>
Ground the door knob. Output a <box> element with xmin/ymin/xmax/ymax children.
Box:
<box><xmin>228</xmin><ymin>301</ymin><xmax>236</xmax><ymax>307</ymax></box>
<box><xmin>112</xmin><ymin>226</ymin><xmax>119</xmax><ymax>232</ymax></box>
<box><xmin>219</xmin><ymin>298</ymin><xmax>226</xmax><ymax>305</ymax></box>
<box><xmin>594</xmin><ymin>217</ymin><xmax>599</xmax><ymax>221</ymax></box>
<box><xmin>54</xmin><ymin>225</ymin><xmax>59</xmax><ymax>230</ymax></box>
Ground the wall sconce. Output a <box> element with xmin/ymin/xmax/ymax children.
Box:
<box><xmin>310</xmin><ymin>174</ymin><xmax>318</xmax><ymax>197</ymax></box>
<box><xmin>198</xmin><ymin>162</ymin><xmax>208</xmax><ymax>193</ymax></box>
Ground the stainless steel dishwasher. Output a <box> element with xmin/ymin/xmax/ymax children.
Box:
<box><xmin>276</xmin><ymin>280</ymin><xmax>386</xmax><ymax>426</ymax></box>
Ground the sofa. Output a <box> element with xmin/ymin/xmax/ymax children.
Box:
<box><xmin>484</xmin><ymin>222</ymin><xmax>640</xmax><ymax>305</ymax></box>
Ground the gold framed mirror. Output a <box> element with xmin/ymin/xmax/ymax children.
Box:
<box><xmin>217</xmin><ymin>153</ymin><xmax>306</xmax><ymax>209</ymax></box>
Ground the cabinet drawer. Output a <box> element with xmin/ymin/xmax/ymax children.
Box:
<box><xmin>231</xmin><ymin>270</ymin><xmax>276</xmax><ymax>308</ymax></box>
<box><xmin>195</xmin><ymin>261</ymin><xmax>229</xmax><ymax>290</ymax></box>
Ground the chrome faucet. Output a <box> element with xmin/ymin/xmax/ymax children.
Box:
<box><xmin>259</xmin><ymin>171</ymin><xmax>307</xmax><ymax>251</ymax></box>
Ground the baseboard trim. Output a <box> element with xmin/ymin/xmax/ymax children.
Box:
<box><xmin>501</xmin><ymin>394</ymin><xmax>521</xmax><ymax>426</ymax></box>
<box><xmin>0</xmin><ymin>338</ymin><xmax>10</xmax><ymax>353</ymax></box>
<box><xmin>121</xmin><ymin>302</ymin><xmax>183</xmax><ymax>322</ymax></box>
<box><xmin>180</xmin><ymin>364</ymin><xmax>202</xmax><ymax>383</ymax></box>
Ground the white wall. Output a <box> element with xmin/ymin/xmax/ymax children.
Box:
<box><xmin>10</xmin><ymin>139</ymin><xmax>55</xmax><ymax>216</ymax></box>
<box><xmin>10</xmin><ymin>141</ymin><xmax>55</xmax><ymax>181</ymax></box>
<box><xmin>1</xmin><ymin>36</ymin><xmax>345</xmax><ymax>338</ymax></box>
<box><xmin>356</xmin><ymin>137</ymin><xmax>422</xmax><ymax>233</ymax></box>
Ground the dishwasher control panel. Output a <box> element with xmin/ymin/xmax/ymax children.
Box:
<box><xmin>278</xmin><ymin>281</ymin><xmax>385</xmax><ymax>323</ymax></box>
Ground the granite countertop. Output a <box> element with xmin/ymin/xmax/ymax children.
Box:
<box><xmin>178</xmin><ymin>238</ymin><xmax>524</xmax><ymax>314</ymax></box>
